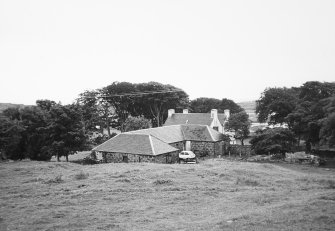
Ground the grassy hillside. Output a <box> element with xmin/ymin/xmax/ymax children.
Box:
<box><xmin>1</xmin><ymin>159</ymin><xmax>334</xmax><ymax>230</ymax></box>
<box><xmin>238</xmin><ymin>101</ymin><xmax>258</xmax><ymax>122</ymax></box>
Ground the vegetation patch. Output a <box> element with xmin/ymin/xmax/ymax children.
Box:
<box><xmin>116</xmin><ymin>178</ymin><xmax>131</xmax><ymax>183</ymax></box>
<box><xmin>235</xmin><ymin>177</ymin><xmax>261</xmax><ymax>187</ymax></box>
<box><xmin>74</xmin><ymin>171</ymin><xmax>89</xmax><ymax>180</ymax></box>
<box><xmin>44</xmin><ymin>175</ymin><xmax>63</xmax><ymax>184</ymax></box>
<box><xmin>317</xmin><ymin>179</ymin><xmax>335</xmax><ymax>189</ymax></box>
<box><xmin>153</xmin><ymin>179</ymin><xmax>173</xmax><ymax>185</ymax></box>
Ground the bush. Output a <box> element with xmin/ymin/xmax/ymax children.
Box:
<box><xmin>235</xmin><ymin>177</ymin><xmax>260</xmax><ymax>187</ymax></box>
<box><xmin>153</xmin><ymin>179</ymin><xmax>173</xmax><ymax>185</ymax></box>
<box><xmin>74</xmin><ymin>171</ymin><xmax>89</xmax><ymax>180</ymax></box>
<box><xmin>250</xmin><ymin>128</ymin><xmax>296</xmax><ymax>155</ymax></box>
<box><xmin>44</xmin><ymin>175</ymin><xmax>63</xmax><ymax>184</ymax></box>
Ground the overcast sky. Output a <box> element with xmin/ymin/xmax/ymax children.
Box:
<box><xmin>1</xmin><ymin>0</ymin><xmax>334</xmax><ymax>105</ymax></box>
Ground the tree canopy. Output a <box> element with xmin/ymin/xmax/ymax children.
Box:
<box><xmin>226</xmin><ymin>111</ymin><xmax>251</xmax><ymax>145</ymax></box>
<box><xmin>0</xmin><ymin>101</ymin><xmax>87</xmax><ymax>161</ymax></box>
<box><xmin>255</xmin><ymin>81</ymin><xmax>335</xmax><ymax>151</ymax></box>
<box><xmin>190</xmin><ymin>97</ymin><xmax>243</xmax><ymax>114</ymax></box>
<box><xmin>250</xmin><ymin>128</ymin><xmax>296</xmax><ymax>155</ymax></box>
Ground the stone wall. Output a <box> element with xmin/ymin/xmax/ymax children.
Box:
<box><xmin>190</xmin><ymin>141</ymin><xmax>220</xmax><ymax>157</ymax></box>
<box><xmin>228</xmin><ymin>145</ymin><xmax>252</xmax><ymax>156</ymax></box>
<box><xmin>102</xmin><ymin>151</ymin><xmax>179</xmax><ymax>164</ymax></box>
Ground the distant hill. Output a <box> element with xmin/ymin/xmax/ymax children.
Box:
<box><xmin>237</xmin><ymin>101</ymin><xmax>258</xmax><ymax>123</ymax></box>
<box><xmin>0</xmin><ymin>103</ymin><xmax>27</xmax><ymax>113</ymax></box>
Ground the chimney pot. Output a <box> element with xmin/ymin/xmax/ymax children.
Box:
<box><xmin>168</xmin><ymin>109</ymin><xmax>175</xmax><ymax>118</ymax></box>
<box><xmin>224</xmin><ymin>109</ymin><xmax>230</xmax><ymax>119</ymax></box>
<box><xmin>211</xmin><ymin>109</ymin><xmax>218</xmax><ymax>118</ymax></box>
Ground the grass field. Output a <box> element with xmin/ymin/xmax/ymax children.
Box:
<box><xmin>1</xmin><ymin>158</ymin><xmax>335</xmax><ymax>231</ymax></box>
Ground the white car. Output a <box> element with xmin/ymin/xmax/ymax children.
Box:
<box><xmin>179</xmin><ymin>151</ymin><xmax>197</xmax><ymax>163</ymax></box>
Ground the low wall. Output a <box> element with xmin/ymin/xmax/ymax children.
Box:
<box><xmin>191</xmin><ymin>141</ymin><xmax>222</xmax><ymax>157</ymax></box>
<box><xmin>227</xmin><ymin>145</ymin><xmax>252</xmax><ymax>156</ymax></box>
<box><xmin>102</xmin><ymin>151</ymin><xmax>179</xmax><ymax>164</ymax></box>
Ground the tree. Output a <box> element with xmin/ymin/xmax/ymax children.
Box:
<box><xmin>0</xmin><ymin>114</ymin><xmax>24</xmax><ymax>160</ymax></box>
<box><xmin>250</xmin><ymin>128</ymin><xmax>296</xmax><ymax>155</ymax></box>
<box><xmin>135</xmin><ymin>82</ymin><xmax>189</xmax><ymax>127</ymax></box>
<box><xmin>36</xmin><ymin>99</ymin><xmax>56</xmax><ymax>111</ymax></box>
<box><xmin>285</xmin><ymin>81</ymin><xmax>335</xmax><ymax>151</ymax></box>
<box><xmin>44</xmin><ymin>104</ymin><xmax>87</xmax><ymax>161</ymax></box>
<box><xmin>226</xmin><ymin>111</ymin><xmax>251</xmax><ymax>145</ymax></box>
<box><xmin>256</xmin><ymin>87</ymin><xmax>298</xmax><ymax>124</ymax></box>
<box><xmin>101</xmin><ymin>82</ymin><xmax>139</xmax><ymax>131</ymax></box>
<box><xmin>319</xmin><ymin>96</ymin><xmax>335</xmax><ymax>147</ymax></box>
<box><xmin>190</xmin><ymin>98</ymin><xmax>221</xmax><ymax>113</ymax></box>
<box><xmin>220</xmin><ymin>98</ymin><xmax>244</xmax><ymax>114</ymax></box>
<box><xmin>123</xmin><ymin>116</ymin><xmax>152</xmax><ymax>132</ymax></box>
<box><xmin>19</xmin><ymin>106</ymin><xmax>52</xmax><ymax>161</ymax></box>
<box><xmin>1</xmin><ymin>105</ymin><xmax>52</xmax><ymax>161</ymax></box>
<box><xmin>190</xmin><ymin>97</ymin><xmax>243</xmax><ymax>114</ymax></box>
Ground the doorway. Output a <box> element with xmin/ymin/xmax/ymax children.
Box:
<box><xmin>122</xmin><ymin>155</ymin><xmax>128</xmax><ymax>163</ymax></box>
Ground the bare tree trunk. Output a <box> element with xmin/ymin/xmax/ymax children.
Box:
<box><xmin>65</xmin><ymin>154</ymin><xmax>68</xmax><ymax>162</ymax></box>
<box><xmin>57</xmin><ymin>154</ymin><xmax>60</xmax><ymax>162</ymax></box>
<box><xmin>106</xmin><ymin>116</ymin><xmax>111</xmax><ymax>137</ymax></box>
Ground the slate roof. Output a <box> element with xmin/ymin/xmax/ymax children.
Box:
<box><xmin>128</xmin><ymin>125</ymin><xmax>184</xmax><ymax>143</ymax></box>
<box><xmin>181</xmin><ymin>124</ymin><xmax>224</xmax><ymax>142</ymax></box>
<box><xmin>164</xmin><ymin>113</ymin><xmax>227</xmax><ymax>126</ymax></box>
<box><xmin>129</xmin><ymin>124</ymin><xmax>223</xmax><ymax>142</ymax></box>
<box><xmin>93</xmin><ymin>133</ymin><xmax>178</xmax><ymax>155</ymax></box>
<box><xmin>93</xmin><ymin>125</ymin><xmax>224</xmax><ymax>155</ymax></box>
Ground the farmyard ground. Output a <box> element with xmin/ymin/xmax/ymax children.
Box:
<box><xmin>1</xmin><ymin>158</ymin><xmax>335</xmax><ymax>230</ymax></box>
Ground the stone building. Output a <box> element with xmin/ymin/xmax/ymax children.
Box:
<box><xmin>164</xmin><ymin>108</ymin><xmax>230</xmax><ymax>133</ymax></box>
<box><xmin>93</xmin><ymin>124</ymin><xmax>225</xmax><ymax>164</ymax></box>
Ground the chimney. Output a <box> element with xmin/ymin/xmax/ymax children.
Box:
<box><xmin>210</xmin><ymin>109</ymin><xmax>218</xmax><ymax>118</ymax></box>
<box><xmin>168</xmin><ymin>109</ymin><xmax>175</xmax><ymax>118</ymax></box>
<box><xmin>224</xmin><ymin>109</ymin><xmax>230</xmax><ymax>119</ymax></box>
<box><xmin>183</xmin><ymin>109</ymin><xmax>189</xmax><ymax>114</ymax></box>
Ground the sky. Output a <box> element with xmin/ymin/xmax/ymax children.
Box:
<box><xmin>0</xmin><ymin>0</ymin><xmax>334</xmax><ymax>105</ymax></box>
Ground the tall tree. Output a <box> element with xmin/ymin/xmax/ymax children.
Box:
<box><xmin>319</xmin><ymin>96</ymin><xmax>335</xmax><ymax>147</ymax></box>
<box><xmin>256</xmin><ymin>87</ymin><xmax>298</xmax><ymax>124</ymax></box>
<box><xmin>136</xmin><ymin>82</ymin><xmax>189</xmax><ymax>127</ymax></box>
<box><xmin>123</xmin><ymin>116</ymin><xmax>152</xmax><ymax>132</ymax></box>
<box><xmin>226</xmin><ymin>111</ymin><xmax>251</xmax><ymax>145</ymax></box>
<box><xmin>44</xmin><ymin>104</ymin><xmax>87</xmax><ymax>161</ymax></box>
<box><xmin>101</xmin><ymin>82</ymin><xmax>138</xmax><ymax>131</ymax></box>
<box><xmin>190</xmin><ymin>97</ymin><xmax>243</xmax><ymax>114</ymax></box>
<box><xmin>286</xmin><ymin>81</ymin><xmax>335</xmax><ymax>150</ymax></box>
<box><xmin>0</xmin><ymin>114</ymin><xmax>24</xmax><ymax>160</ymax></box>
<box><xmin>190</xmin><ymin>98</ymin><xmax>221</xmax><ymax>113</ymax></box>
<box><xmin>76</xmin><ymin>90</ymin><xmax>101</xmax><ymax>133</ymax></box>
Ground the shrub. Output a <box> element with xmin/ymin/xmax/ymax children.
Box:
<box><xmin>153</xmin><ymin>179</ymin><xmax>173</xmax><ymax>185</ymax></box>
<box><xmin>44</xmin><ymin>175</ymin><xmax>63</xmax><ymax>184</ymax></box>
<box><xmin>235</xmin><ymin>177</ymin><xmax>260</xmax><ymax>187</ymax></box>
<box><xmin>74</xmin><ymin>171</ymin><xmax>89</xmax><ymax>180</ymax></box>
<box><xmin>250</xmin><ymin>128</ymin><xmax>296</xmax><ymax>155</ymax></box>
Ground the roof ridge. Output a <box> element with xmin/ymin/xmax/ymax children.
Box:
<box><xmin>180</xmin><ymin>125</ymin><xmax>186</xmax><ymax>140</ymax></box>
<box><xmin>148</xmin><ymin>135</ymin><xmax>155</xmax><ymax>155</ymax></box>
<box><xmin>206</xmin><ymin>126</ymin><xmax>216</xmax><ymax>141</ymax></box>
<box><xmin>128</xmin><ymin>124</ymin><xmax>182</xmax><ymax>133</ymax></box>
<box><xmin>173</xmin><ymin>112</ymin><xmax>225</xmax><ymax>115</ymax></box>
